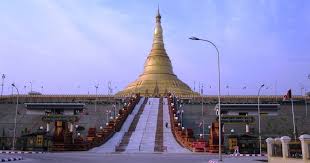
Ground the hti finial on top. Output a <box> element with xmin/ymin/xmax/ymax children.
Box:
<box><xmin>156</xmin><ymin>5</ymin><xmax>161</xmax><ymax>23</ymax></box>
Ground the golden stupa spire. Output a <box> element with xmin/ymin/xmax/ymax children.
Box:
<box><xmin>154</xmin><ymin>5</ymin><xmax>162</xmax><ymax>42</ymax></box>
<box><xmin>156</xmin><ymin>5</ymin><xmax>161</xmax><ymax>22</ymax></box>
<box><xmin>116</xmin><ymin>8</ymin><xmax>197</xmax><ymax>97</ymax></box>
<box><xmin>142</xmin><ymin>6</ymin><xmax>173</xmax><ymax>77</ymax></box>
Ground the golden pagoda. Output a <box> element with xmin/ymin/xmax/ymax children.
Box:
<box><xmin>116</xmin><ymin>9</ymin><xmax>197</xmax><ymax>97</ymax></box>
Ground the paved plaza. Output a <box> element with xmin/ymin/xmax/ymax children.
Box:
<box><xmin>0</xmin><ymin>152</ymin><xmax>267</xmax><ymax>163</ymax></box>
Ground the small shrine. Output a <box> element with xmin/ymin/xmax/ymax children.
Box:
<box><xmin>20</xmin><ymin>128</ymin><xmax>52</xmax><ymax>151</ymax></box>
<box><xmin>42</xmin><ymin>115</ymin><xmax>78</xmax><ymax>151</ymax></box>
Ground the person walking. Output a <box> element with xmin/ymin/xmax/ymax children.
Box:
<box><xmin>233</xmin><ymin>145</ymin><xmax>239</xmax><ymax>155</ymax></box>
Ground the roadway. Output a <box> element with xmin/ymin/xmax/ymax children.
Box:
<box><xmin>1</xmin><ymin>152</ymin><xmax>267</xmax><ymax>163</ymax></box>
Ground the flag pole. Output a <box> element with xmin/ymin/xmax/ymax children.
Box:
<box><xmin>305</xmin><ymin>88</ymin><xmax>308</xmax><ymax>117</ymax></box>
<box><xmin>201</xmin><ymin>91</ymin><xmax>204</xmax><ymax>138</ymax></box>
<box><xmin>290</xmin><ymin>97</ymin><xmax>297</xmax><ymax>140</ymax></box>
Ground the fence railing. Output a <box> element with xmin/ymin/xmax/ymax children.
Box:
<box><xmin>288</xmin><ymin>141</ymin><xmax>302</xmax><ymax>159</ymax></box>
<box><xmin>266</xmin><ymin>134</ymin><xmax>310</xmax><ymax>162</ymax></box>
<box><xmin>272</xmin><ymin>143</ymin><xmax>282</xmax><ymax>157</ymax></box>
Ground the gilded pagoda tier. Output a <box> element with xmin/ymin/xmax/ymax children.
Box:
<box><xmin>117</xmin><ymin>79</ymin><xmax>195</xmax><ymax>97</ymax></box>
<box><xmin>116</xmin><ymin>9</ymin><xmax>197</xmax><ymax>97</ymax></box>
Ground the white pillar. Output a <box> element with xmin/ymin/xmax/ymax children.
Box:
<box><xmin>266</xmin><ymin>138</ymin><xmax>274</xmax><ymax>158</ymax></box>
<box><xmin>299</xmin><ymin>134</ymin><xmax>310</xmax><ymax>161</ymax></box>
<box><xmin>280</xmin><ymin>136</ymin><xmax>291</xmax><ymax>159</ymax></box>
<box><xmin>69</xmin><ymin>123</ymin><xmax>73</xmax><ymax>132</ymax></box>
<box><xmin>245</xmin><ymin>124</ymin><xmax>249</xmax><ymax>133</ymax></box>
<box><xmin>46</xmin><ymin>122</ymin><xmax>50</xmax><ymax>132</ymax></box>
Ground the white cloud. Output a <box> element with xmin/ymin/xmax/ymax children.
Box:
<box><xmin>0</xmin><ymin>0</ymin><xmax>152</xmax><ymax>94</ymax></box>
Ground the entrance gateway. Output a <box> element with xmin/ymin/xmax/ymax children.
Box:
<box><xmin>24</xmin><ymin>103</ymin><xmax>83</xmax><ymax>151</ymax></box>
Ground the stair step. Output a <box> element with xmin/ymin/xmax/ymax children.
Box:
<box><xmin>154</xmin><ymin>97</ymin><xmax>164</xmax><ymax>152</ymax></box>
<box><xmin>115</xmin><ymin>98</ymin><xmax>148</xmax><ymax>152</ymax></box>
<box><xmin>90</xmin><ymin>97</ymin><xmax>145</xmax><ymax>153</ymax></box>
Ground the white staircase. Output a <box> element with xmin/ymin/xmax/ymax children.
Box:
<box><xmin>125</xmin><ymin>98</ymin><xmax>159</xmax><ymax>153</ymax></box>
<box><xmin>162</xmin><ymin>98</ymin><xmax>190</xmax><ymax>153</ymax></box>
<box><xmin>90</xmin><ymin>97</ymin><xmax>145</xmax><ymax>153</ymax></box>
<box><xmin>91</xmin><ymin>97</ymin><xmax>189</xmax><ymax>153</ymax></box>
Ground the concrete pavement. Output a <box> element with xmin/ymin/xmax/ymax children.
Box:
<box><xmin>0</xmin><ymin>154</ymin><xmax>23</xmax><ymax>162</ymax></box>
<box><xmin>3</xmin><ymin>152</ymin><xmax>267</xmax><ymax>163</ymax></box>
<box><xmin>208</xmin><ymin>156</ymin><xmax>268</xmax><ymax>163</ymax></box>
<box><xmin>163</xmin><ymin>98</ymin><xmax>190</xmax><ymax>153</ymax></box>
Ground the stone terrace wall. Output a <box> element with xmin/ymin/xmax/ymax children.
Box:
<box><xmin>0</xmin><ymin>103</ymin><xmax>120</xmax><ymax>138</ymax></box>
<box><xmin>182</xmin><ymin>102</ymin><xmax>310</xmax><ymax>139</ymax></box>
<box><xmin>1</xmin><ymin>95</ymin><xmax>309</xmax><ymax>143</ymax></box>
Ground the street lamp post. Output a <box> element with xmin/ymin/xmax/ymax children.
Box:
<box><xmin>106</xmin><ymin>110</ymin><xmax>109</xmax><ymax>124</ymax></box>
<box><xmin>230</xmin><ymin>129</ymin><xmax>235</xmax><ymax>135</ymax></box>
<box><xmin>189</xmin><ymin>36</ymin><xmax>222</xmax><ymax>161</ymax></box>
<box><xmin>202</xmin><ymin>95</ymin><xmax>205</xmax><ymax>138</ymax></box>
<box><xmin>24</xmin><ymin>86</ymin><xmax>27</xmax><ymax>94</ymax></box>
<box><xmin>11</xmin><ymin>83</ymin><xmax>19</xmax><ymax>150</ymax></box>
<box><xmin>74</xmin><ymin>125</ymin><xmax>79</xmax><ymax>143</ymax></box>
<box><xmin>118</xmin><ymin>100</ymin><xmax>121</xmax><ymax>113</ymax></box>
<box><xmin>1</xmin><ymin>74</ymin><xmax>5</xmax><ymax>97</ymax></box>
<box><xmin>307</xmin><ymin>74</ymin><xmax>310</xmax><ymax>116</ymax></box>
<box><xmin>305</xmin><ymin>88</ymin><xmax>308</xmax><ymax>117</ymax></box>
<box><xmin>95</xmin><ymin>85</ymin><xmax>99</xmax><ymax>112</ymax></box>
<box><xmin>226</xmin><ymin>85</ymin><xmax>230</xmax><ymax>96</ymax></box>
<box><xmin>75</xmin><ymin>125</ymin><xmax>79</xmax><ymax>134</ymax></box>
<box><xmin>29</xmin><ymin>81</ymin><xmax>33</xmax><ymax>92</ymax></box>
<box><xmin>208</xmin><ymin>125</ymin><xmax>211</xmax><ymax>135</ymax></box>
<box><xmin>41</xmin><ymin>85</ymin><xmax>44</xmax><ymax>94</ymax></box>
<box><xmin>113</xmin><ymin>104</ymin><xmax>116</xmax><ymax>119</ymax></box>
<box><xmin>181</xmin><ymin>109</ymin><xmax>184</xmax><ymax>127</ymax></box>
<box><xmin>257</xmin><ymin>84</ymin><xmax>265</xmax><ymax>155</ymax></box>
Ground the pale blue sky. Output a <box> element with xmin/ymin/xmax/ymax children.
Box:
<box><xmin>0</xmin><ymin>0</ymin><xmax>309</xmax><ymax>95</ymax></box>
